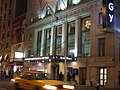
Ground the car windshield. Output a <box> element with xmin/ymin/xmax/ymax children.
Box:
<box><xmin>21</xmin><ymin>73</ymin><xmax>53</xmax><ymax>80</ymax></box>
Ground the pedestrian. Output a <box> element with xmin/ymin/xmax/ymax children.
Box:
<box><xmin>67</xmin><ymin>72</ymin><xmax>71</xmax><ymax>83</ymax></box>
<box><xmin>58</xmin><ymin>72</ymin><xmax>64</xmax><ymax>81</ymax></box>
<box><xmin>8</xmin><ymin>71</ymin><xmax>11</xmax><ymax>78</ymax></box>
<box><xmin>72</xmin><ymin>73</ymin><xmax>75</xmax><ymax>81</ymax></box>
<box><xmin>0</xmin><ymin>71</ymin><xmax>2</xmax><ymax>80</ymax></box>
<box><xmin>118</xmin><ymin>71</ymin><xmax>120</xmax><ymax>85</ymax></box>
<box><xmin>95</xmin><ymin>83</ymin><xmax>100</xmax><ymax>90</ymax></box>
<box><xmin>3</xmin><ymin>71</ymin><xmax>6</xmax><ymax>79</ymax></box>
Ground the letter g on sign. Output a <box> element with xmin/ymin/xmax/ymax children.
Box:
<box><xmin>108</xmin><ymin>3</ymin><xmax>114</xmax><ymax>11</ymax></box>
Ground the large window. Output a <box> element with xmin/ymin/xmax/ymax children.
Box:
<box><xmin>45</xmin><ymin>29</ymin><xmax>51</xmax><ymax>56</ymax></box>
<box><xmin>37</xmin><ymin>31</ymin><xmax>42</xmax><ymax>57</ymax></box>
<box><xmin>82</xmin><ymin>17</ymin><xmax>91</xmax><ymax>57</ymax></box>
<box><xmin>67</xmin><ymin>21</ymin><xmax>75</xmax><ymax>57</ymax></box>
<box><xmin>67</xmin><ymin>0</ymin><xmax>73</xmax><ymax>6</ymax></box>
<box><xmin>99</xmin><ymin>68</ymin><xmax>107</xmax><ymax>86</ymax></box>
<box><xmin>46</xmin><ymin>5</ymin><xmax>51</xmax><ymax>16</ymax></box>
<box><xmin>98</xmin><ymin>38</ymin><xmax>105</xmax><ymax>56</ymax></box>
<box><xmin>56</xmin><ymin>25</ymin><xmax>62</xmax><ymax>55</ymax></box>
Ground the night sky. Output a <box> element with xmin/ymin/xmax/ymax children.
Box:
<box><xmin>15</xmin><ymin>0</ymin><xmax>27</xmax><ymax>17</ymax></box>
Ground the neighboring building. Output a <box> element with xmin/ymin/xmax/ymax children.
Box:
<box><xmin>24</xmin><ymin>0</ymin><xmax>120</xmax><ymax>88</ymax></box>
<box><xmin>10</xmin><ymin>0</ymin><xmax>27</xmax><ymax>73</ymax></box>
<box><xmin>0</xmin><ymin>0</ymin><xmax>13</xmax><ymax>75</ymax></box>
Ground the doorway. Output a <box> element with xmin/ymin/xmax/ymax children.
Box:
<box><xmin>79</xmin><ymin>67</ymin><xmax>87</xmax><ymax>85</ymax></box>
<box><xmin>51</xmin><ymin>64</ymin><xmax>59</xmax><ymax>79</ymax></box>
<box><xmin>99</xmin><ymin>67</ymin><xmax>107</xmax><ymax>86</ymax></box>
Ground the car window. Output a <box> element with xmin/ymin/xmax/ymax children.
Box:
<box><xmin>26</xmin><ymin>73</ymin><xmax>53</xmax><ymax>80</ymax></box>
<box><xmin>17</xmin><ymin>72</ymin><xmax>54</xmax><ymax>80</ymax></box>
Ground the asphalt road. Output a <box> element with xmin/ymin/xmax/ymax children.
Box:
<box><xmin>0</xmin><ymin>80</ymin><xmax>120</xmax><ymax>90</ymax></box>
<box><xmin>0</xmin><ymin>80</ymin><xmax>14</xmax><ymax>90</ymax></box>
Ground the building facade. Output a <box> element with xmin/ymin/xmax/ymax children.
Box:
<box><xmin>10</xmin><ymin>0</ymin><xmax>27</xmax><ymax>74</ymax></box>
<box><xmin>0</xmin><ymin>0</ymin><xmax>13</xmax><ymax>76</ymax></box>
<box><xmin>24</xmin><ymin>0</ymin><xmax>120</xmax><ymax>88</ymax></box>
<box><xmin>0</xmin><ymin>0</ymin><xmax>27</xmax><ymax>77</ymax></box>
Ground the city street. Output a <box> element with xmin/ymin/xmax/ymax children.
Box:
<box><xmin>0</xmin><ymin>80</ymin><xmax>119</xmax><ymax>90</ymax></box>
<box><xmin>0</xmin><ymin>80</ymin><xmax>14</xmax><ymax>90</ymax></box>
<box><xmin>75</xmin><ymin>85</ymin><xmax>120</xmax><ymax>90</ymax></box>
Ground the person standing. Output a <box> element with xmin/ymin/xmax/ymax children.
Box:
<box><xmin>118</xmin><ymin>71</ymin><xmax>120</xmax><ymax>85</ymax></box>
<box><xmin>72</xmin><ymin>73</ymin><xmax>75</xmax><ymax>81</ymax></box>
<box><xmin>67</xmin><ymin>72</ymin><xmax>71</xmax><ymax>83</ymax></box>
<box><xmin>58</xmin><ymin>72</ymin><xmax>64</xmax><ymax>81</ymax></box>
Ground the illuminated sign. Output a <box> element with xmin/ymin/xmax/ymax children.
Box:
<box><xmin>15</xmin><ymin>52</ymin><xmax>23</xmax><ymax>58</ymax></box>
<box><xmin>107</xmin><ymin>0</ymin><xmax>114</xmax><ymax>27</ymax></box>
<box><xmin>102</xmin><ymin>0</ymin><xmax>114</xmax><ymax>31</ymax></box>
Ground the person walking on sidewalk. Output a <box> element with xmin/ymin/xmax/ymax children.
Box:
<box><xmin>118</xmin><ymin>71</ymin><xmax>120</xmax><ymax>86</ymax></box>
<box><xmin>67</xmin><ymin>72</ymin><xmax>71</xmax><ymax>84</ymax></box>
<box><xmin>95</xmin><ymin>83</ymin><xmax>100</xmax><ymax>90</ymax></box>
<box><xmin>72</xmin><ymin>73</ymin><xmax>75</xmax><ymax>81</ymax></box>
<box><xmin>58</xmin><ymin>72</ymin><xmax>64</xmax><ymax>81</ymax></box>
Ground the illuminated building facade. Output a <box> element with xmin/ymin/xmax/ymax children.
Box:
<box><xmin>24</xmin><ymin>0</ymin><xmax>120</xmax><ymax>88</ymax></box>
<box><xmin>10</xmin><ymin>0</ymin><xmax>27</xmax><ymax>73</ymax></box>
<box><xmin>0</xmin><ymin>0</ymin><xmax>13</xmax><ymax>75</ymax></box>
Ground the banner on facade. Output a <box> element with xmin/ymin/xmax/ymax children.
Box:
<box><xmin>102</xmin><ymin>0</ymin><xmax>114</xmax><ymax>32</ymax></box>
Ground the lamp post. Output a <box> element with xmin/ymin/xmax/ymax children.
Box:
<box><xmin>64</xmin><ymin>39</ymin><xmax>67</xmax><ymax>82</ymax></box>
<box><xmin>64</xmin><ymin>51</ymin><xmax>67</xmax><ymax>82</ymax></box>
<box><xmin>86</xmin><ymin>53</ymin><xmax>90</xmax><ymax>86</ymax></box>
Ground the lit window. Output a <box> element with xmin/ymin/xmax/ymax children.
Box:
<box><xmin>82</xmin><ymin>17</ymin><xmax>91</xmax><ymax>31</ymax></box>
<box><xmin>38</xmin><ymin>13</ymin><xmax>41</xmax><ymax>19</ymax></box>
<box><xmin>85</xmin><ymin>20</ymin><xmax>91</xmax><ymax>29</ymax></box>
<box><xmin>99</xmin><ymin>68</ymin><xmax>107</xmax><ymax>86</ymax></box>
<box><xmin>31</xmin><ymin>18</ymin><xmax>33</xmax><ymax>22</ymax></box>
<box><xmin>81</xmin><ymin>17</ymin><xmax>91</xmax><ymax>57</ymax></box>
<box><xmin>46</xmin><ymin>6</ymin><xmax>50</xmax><ymax>16</ymax></box>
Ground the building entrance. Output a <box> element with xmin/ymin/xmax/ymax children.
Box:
<box><xmin>51</xmin><ymin>64</ymin><xmax>59</xmax><ymax>79</ymax></box>
<box><xmin>79</xmin><ymin>67</ymin><xmax>87</xmax><ymax>85</ymax></box>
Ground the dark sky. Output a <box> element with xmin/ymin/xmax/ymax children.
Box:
<box><xmin>15</xmin><ymin>0</ymin><xmax>27</xmax><ymax>18</ymax></box>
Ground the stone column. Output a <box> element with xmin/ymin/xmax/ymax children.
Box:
<box><xmin>75</xmin><ymin>16</ymin><xmax>81</xmax><ymax>57</ymax></box>
<box><xmin>62</xmin><ymin>19</ymin><xmax>67</xmax><ymax>82</ymax></box>
<box><xmin>41</xmin><ymin>29</ymin><xmax>46</xmax><ymax>56</ymax></box>
<box><xmin>50</xmin><ymin>26</ymin><xmax>56</xmax><ymax>55</ymax></box>
<box><xmin>62</xmin><ymin>19</ymin><xmax>67</xmax><ymax>56</ymax></box>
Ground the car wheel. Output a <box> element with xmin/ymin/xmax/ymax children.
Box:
<box><xmin>15</xmin><ymin>83</ymin><xmax>22</xmax><ymax>90</ymax></box>
<box><xmin>34</xmin><ymin>86</ymin><xmax>40</xmax><ymax>90</ymax></box>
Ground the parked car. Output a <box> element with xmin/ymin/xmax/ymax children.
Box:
<box><xmin>11</xmin><ymin>71</ymin><xmax>75</xmax><ymax>90</ymax></box>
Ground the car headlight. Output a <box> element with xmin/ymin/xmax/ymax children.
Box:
<box><xmin>11</xmin><ymin>79</ymin><xmax>16</xmax><ymax>82</ymax></box>
<box><xmin>63</xmin><ymin>85</ymin><xmax>75</xmax><ymax>89</ymax></box>
<box><xmin>42</xmin><ymin>85</ymin><xmax>57</xmax><ymax>90</ymax></box>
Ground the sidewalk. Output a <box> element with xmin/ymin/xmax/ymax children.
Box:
<box><xmin>75</xmin><ymin>85</ymin><xmax>120</xmax><ymax>90</ymax></box>
<box><xmin>0</xmin><ymin>78</ymin><xmax>11</xmax><ymax>81</ymax></box>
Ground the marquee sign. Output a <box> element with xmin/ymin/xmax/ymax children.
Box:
<box><xmin>102</xmin><ymin>0</ymin><xmax>114</xmax><ymax>32</ymax></box>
